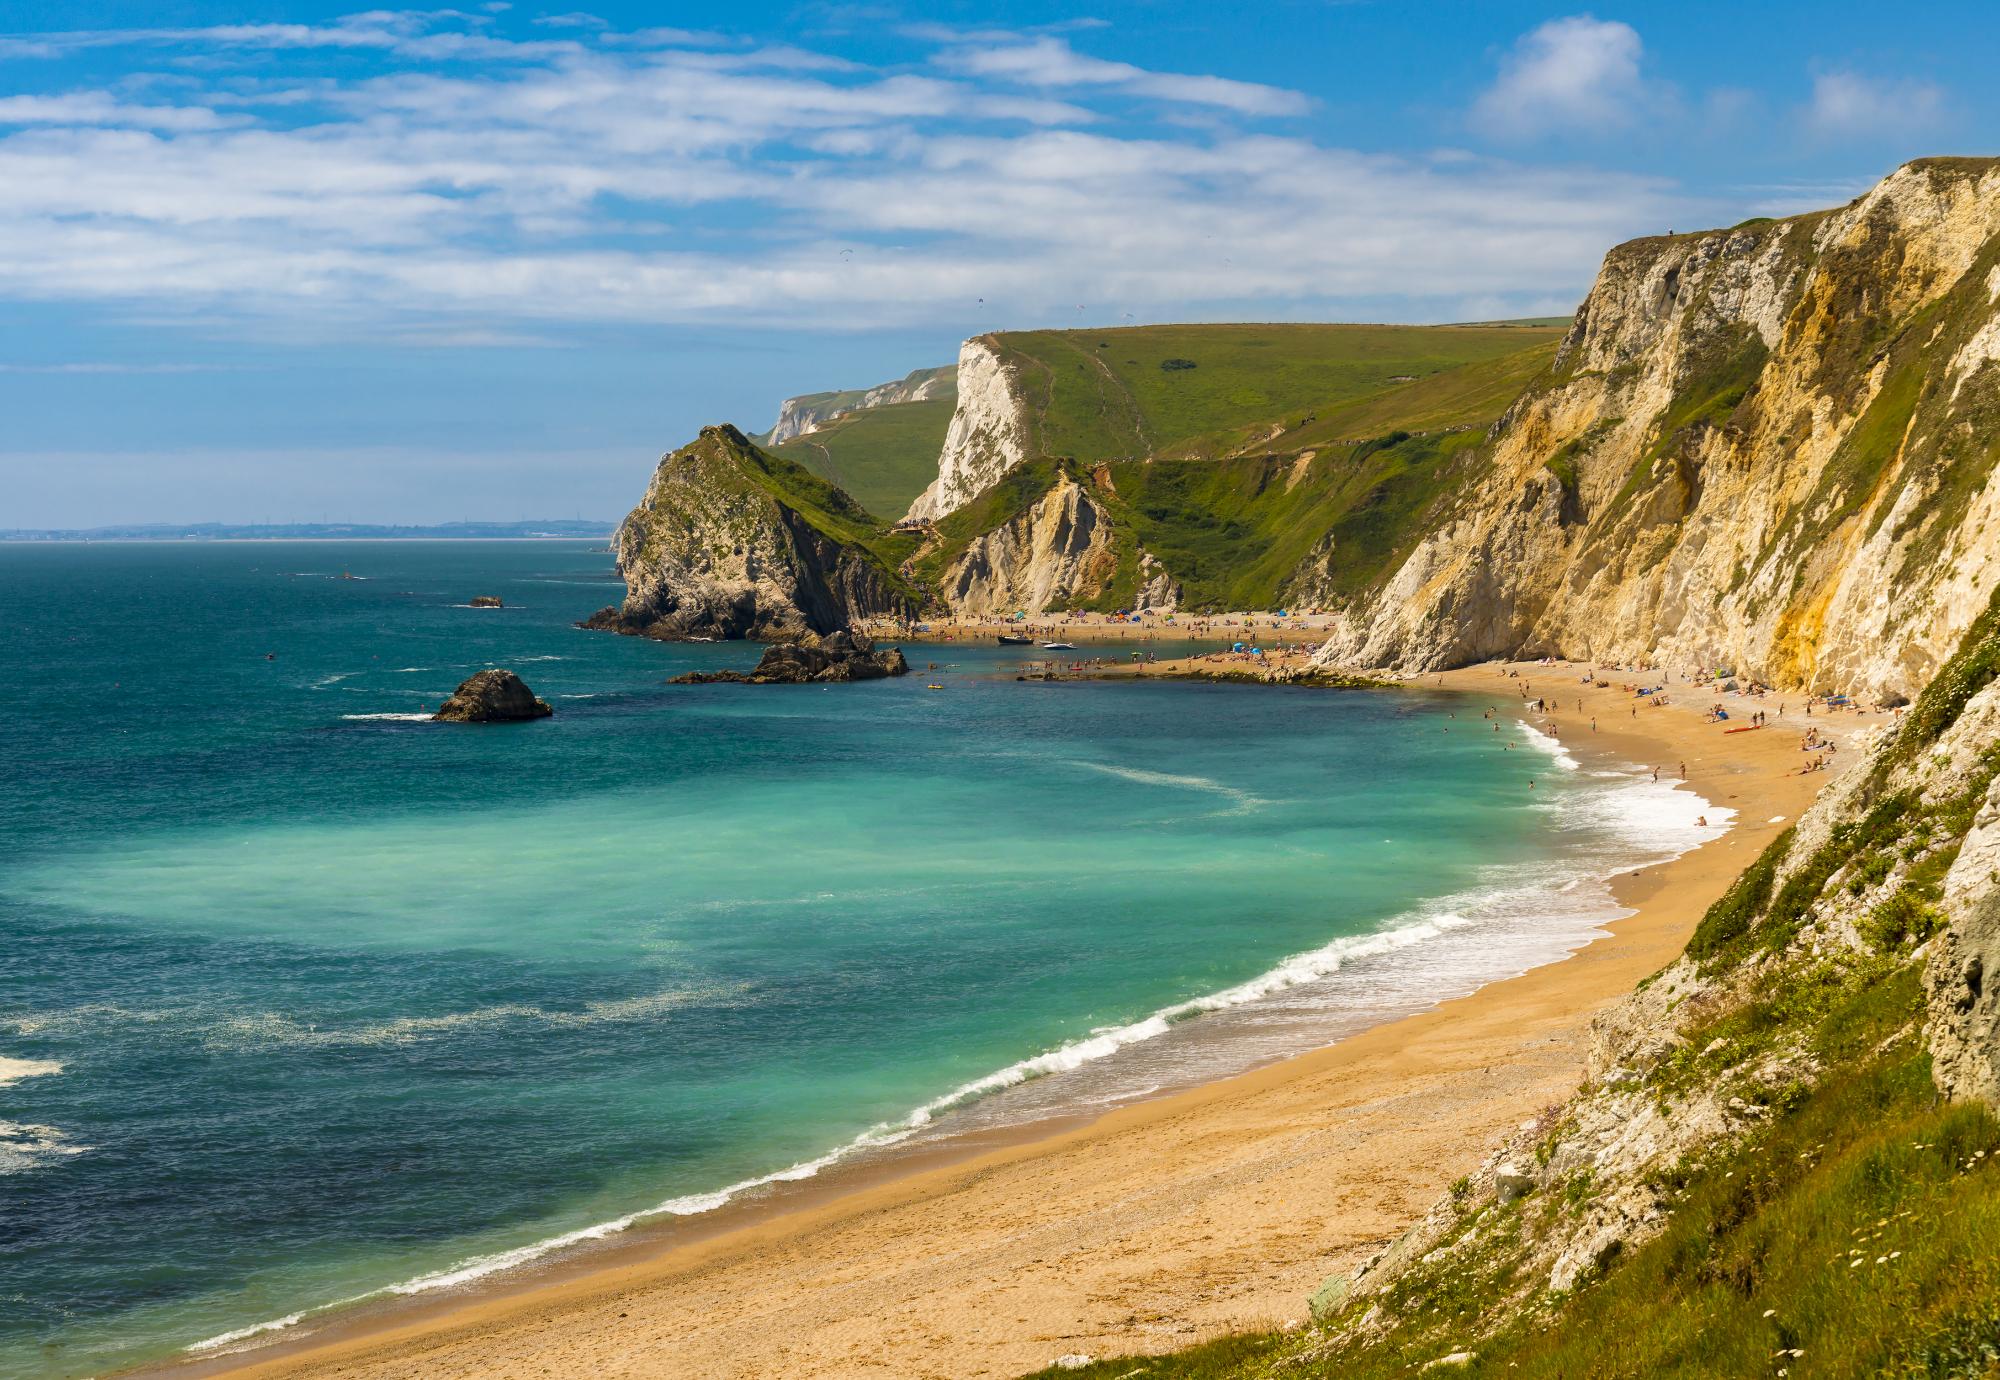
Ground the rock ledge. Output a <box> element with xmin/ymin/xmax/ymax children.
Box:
<box><xmin>671</xmin><ymin>630</ymin><xmax>909</xmax><ymax>684</ymax></box>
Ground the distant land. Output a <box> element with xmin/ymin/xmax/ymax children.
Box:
<box><xmin>0</xmin><ymin>520</ymin><xmax>616</xmax><ymax>542</ymax></box>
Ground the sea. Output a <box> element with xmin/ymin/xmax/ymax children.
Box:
<box><xmin>0</xmin><ymin>541</ymin><xmax>1726</xmax><ymax>1377</ymax></box>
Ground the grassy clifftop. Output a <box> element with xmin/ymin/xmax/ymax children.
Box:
<box><xmin>986</xmin><ymin>321</ymin><xmax>1565</xmax><ymax>464</ymax></box>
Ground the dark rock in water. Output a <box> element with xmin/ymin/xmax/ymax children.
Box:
<box><xmin>433</xmin><ymin>669</ymin><xmax>553</xmax><ymax>722</ymax></box>
<box><xmin>671</xmin><ymin>630</ymin><xmax>910</xmax><ymax>685</ymax></box>
<box><xmin>468</xmin><ymin>595</ymin><xmax>504</xmax><ymax>608</ymax></box>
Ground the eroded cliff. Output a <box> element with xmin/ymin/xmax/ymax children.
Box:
<box><xmin>937</xmin><ymin>472</ymin><xmax>1118</xmax><ymax>615</ymax></box>
<box><xmin>1315</xmin><ymin>157</ymin><xmax>2000</xmax><ymax>701</ymax></box>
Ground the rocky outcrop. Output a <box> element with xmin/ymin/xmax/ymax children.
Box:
<box><xmin>1133</xmin><ymin>550</ymin><xmax>1181</xmax><ymax>613</ymax></box>
<box><xmin>468</xmin><ymin>595</ymin><xmax>503</xmax><ymax>608</ymax></box>
<box><xmin>904</xmin><ymin>337</ymin><xmax>1033</xmax><ymax>523</ymax></box>
<box><xmin>433</xmin><ymin>669</ymin><xmax>552</xmax><ymax>722</ymax></box>
<box><xmin>671</xmin><ymin>630</ymin><xmax>909</xmax><ymax>684</ymax></box>
<box><xmin>939</xmin><ymin>473</ymin><xmax>1117</xmax><ymax>615</ymax></box>
<box><xmin>1314</xmin><ymin>158</ymin><xmax>2000</xmax><ymax>702</ymax></box>
<box><xmin>765</xmin><ymin>366</ymin><xmax>955</xmax><ymax>447</ymax></box>
<box><xmin>584</xmin><ymin>425</ymin><xmax>913</xmax><ymax>642</ymax></box>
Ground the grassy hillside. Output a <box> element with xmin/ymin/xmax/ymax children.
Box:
<box><xmin>1103</xmin><ymin>430</ymin><xmax>1488</xmax><ymax>610</ymax></box>
<box><xmin>904</xmin><ymin>430</ymin><xmax>1488</xmax><ymax>615</ymax></box>
<box><xmin>770</xmin><ymin>396</ymin><xmax>956</xmax><ymax>520</ymax></box>
<box><xmin>989</xmin><ymin>322</ymin><xmax>1566</xmax><ymax>464</ymax></box>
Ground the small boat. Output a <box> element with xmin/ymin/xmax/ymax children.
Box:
<box><xmin>1041</xmin><ymin>641</ymin><xmax>1075</xmax><ymax>651</ymax></box>
<box><xmin>926</xmin><ymin>683</ymin><xmax>945</xmax><ymax>691</ymax></box>
<box><xmin>997</xmin><ymin>633</ymin><xmax>1033</xmax><ymax>645</ymax></box>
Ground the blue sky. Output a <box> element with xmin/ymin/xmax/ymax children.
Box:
<box><xmin>0</xmin><ymin>1</ymin><xmax>1987</xmax><ymax>525</ymax></box>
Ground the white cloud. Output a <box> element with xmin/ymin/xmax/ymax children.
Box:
<box><xmin>0</xmin><ymin>92</ymin><xmax>240</xmax><ymax>131</ymax></box>
<box><xmin>937</xmin><ymin>36</ymin><xmax>1311</xmax><ymax>118</ymax></box>
<box><xmin>1803</xmin><ymin>70</ymin><xmax>1946</xmax><ymax>138</ymax></box>
<box><xmin>1472</xmin><ymin>15</ymin><xmax>1649</xmax><ymax>140</ymax></box>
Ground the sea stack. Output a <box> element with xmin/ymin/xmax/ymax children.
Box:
<box><xmin>433</xmin><ymin>669</ymin><xmax>553</xmax><ymax>722</ymax></box>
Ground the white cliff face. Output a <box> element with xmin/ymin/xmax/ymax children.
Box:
<box><xmin>904</xmin><ymin>337</ymin><xmax>1032</xmax><ymax>523</ymax></box>
<box><xmin>1313</xmin><ymin>158</ymin><xmax>2000</xmax><ymax>701</ymax></box>
<box><xmin>939</xmin><ymin>474</ymin><xmax>1116</xmax><ymax>615</ymax></box>
<box><xmin>765</xmin><ymin>367</ymin><xmax>953</xmax><ymax>446</ymax></box>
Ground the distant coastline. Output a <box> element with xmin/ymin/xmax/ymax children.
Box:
<box><xmin>0</xmin><ymin>520</ymin><xmax>615</xmax><ymax>542</ymax></box>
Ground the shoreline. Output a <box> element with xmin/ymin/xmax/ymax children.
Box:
<box><xmin>156</xmin><ymin>661</ymin><xmax>1875</xmax><ymax>1380</ymax></box>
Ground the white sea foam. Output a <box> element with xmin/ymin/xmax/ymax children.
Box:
<box><xmin>1518</xmin><ymin>722</ymin><xmax>1580</xmax><ymax>771</ymax></box>
<box><xmin>0</xmin><ymin>1056</ymin><xmax>61</xmax><ymax>1087</ymax></box>
<box><xmin>188</xmin><ymin>1310</ymin><xmax>314</xmax><ymax>1351</ymax></box>
<box><xmin>1063</xmin><ymin>760</ymin><xmax>1267</xmax><ymax>815</ymax></box>
<box><xmin>340</xmin><ymin>712</ymin><xmax>434</xmax><ymax>722</ymax></box>
<box><xmin>0</xmin><ymin>1120</ymin><xmax>92</xmax><ymax>1173</ymax></box>
<box><xmin>206</xmin><ymin>985</ymin><xmax>743</xmax><ymax>1052</ymax></box>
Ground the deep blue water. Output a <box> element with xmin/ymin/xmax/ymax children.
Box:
<box><xmin>0</xmin><ymin>542</ymin><xmax>1718</xmax><ymax>1377</ymax></box>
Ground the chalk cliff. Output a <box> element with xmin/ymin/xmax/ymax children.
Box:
<box><xmin>937</xmin><ymin>472</ymin><xmax>1117</xmax><ymax>615</ymax></box>
<box><xmin>1314</xmin><ymin>157</ymin><xmax>2000</xmax><ymax>701</ymax></box>
<box><xmin>904</xmin><ymin>338</ymin><xmax>1033</xmax><ymax>523</ymax></box>
<box><xmin>764</xmin><ymin>366</ymin><xmax>954</xmax><ymax>447</ymax></box>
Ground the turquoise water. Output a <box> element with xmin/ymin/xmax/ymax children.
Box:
<box><xmin>0</xmin><ymin>543</ymin><xmax>1721</xmax><ymax>1377</ymax></box>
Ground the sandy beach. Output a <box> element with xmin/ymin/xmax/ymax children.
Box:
<box><xmin>178</xmin><ymin>660</ymin><xmax>1878</xmax><ymax>1380</ymax></box>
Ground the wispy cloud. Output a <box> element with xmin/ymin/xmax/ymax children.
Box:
<box><xmin>0</xmin><ymin>362</ymin><xmax>236</xmax><ymax>373</ymax></box>
<box><xmin>935</xmin><ymin>35</ymin><xmax>1310</xmax><ymax>117</ymax></box>
<box><xmin>1802</xmin><ymin>69</ymin><xmax>1947</xmax><ymax>138</ymax></box>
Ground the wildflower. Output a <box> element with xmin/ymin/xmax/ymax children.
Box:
<box><xmin>1763</xmin><ymin>1309</ymin><xmax>1777</xmax><ymax>1318</ymax></box>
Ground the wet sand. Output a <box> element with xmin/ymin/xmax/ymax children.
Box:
<box><xmin>176</xmin><ymin>661</ymin><xmax>1875</xmax><ymax>1380</ymax></box>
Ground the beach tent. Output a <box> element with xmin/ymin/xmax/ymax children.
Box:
<box><xmin>1231</xmin><ymin>642</ymin><xmax>1246</xmax><ymax>652</ymax></box>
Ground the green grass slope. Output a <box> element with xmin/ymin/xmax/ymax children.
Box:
<box><xmin>989</xmin><ymin>322</ymin><xmax>1567</xmax><ymax>464</ymax></box>
<box><xmin>770</xmin><ymin>396</ymin><xmax>957</xmax><ymax>521</ymax></box>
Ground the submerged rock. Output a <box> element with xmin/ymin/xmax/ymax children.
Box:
<box><xmin>671</xmin><ymin>630</ymin><xmax>909</xmax><ymax>685</ymax></box>
<box><xmin>433</xmin><ymin>669</ymin><xmax>553</xmax><ymax>722</ymax></box>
